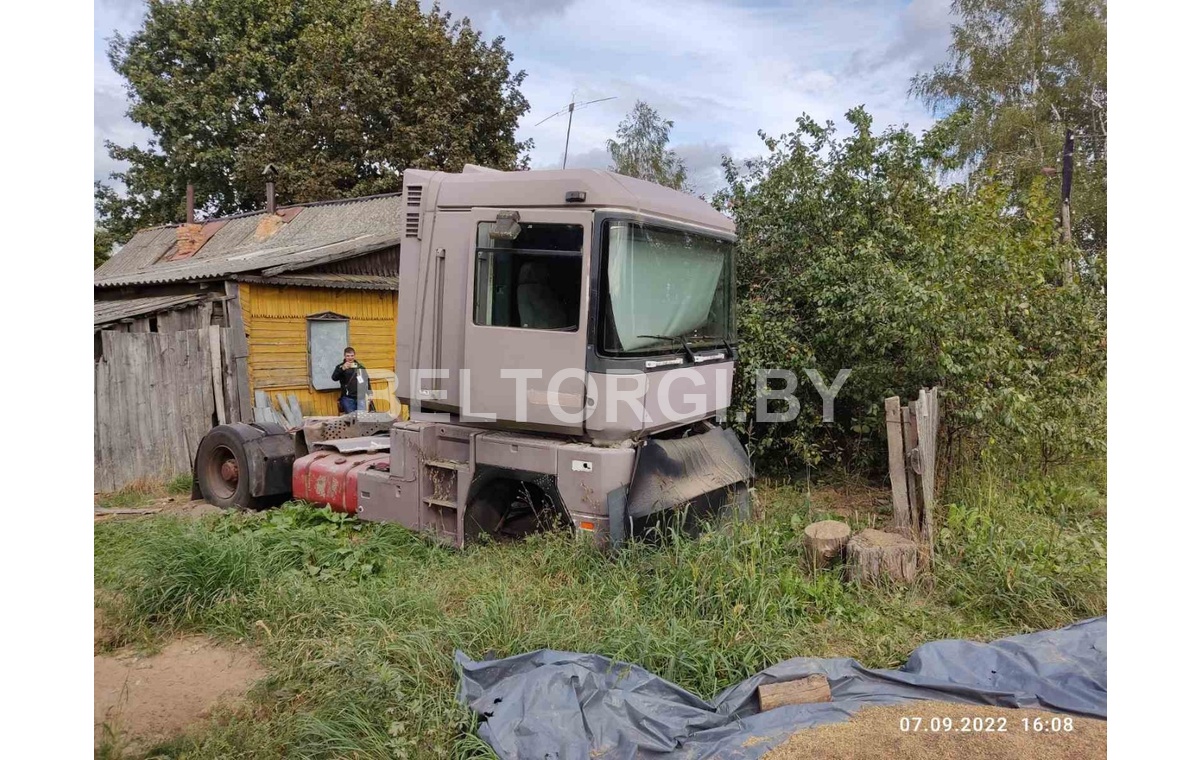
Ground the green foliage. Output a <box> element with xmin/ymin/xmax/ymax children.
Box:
<box><xmin>94</xmin><ymin>226</ymin><xmax>118</xmax><ymax>268</ymax></box>
<box><xmin>94</xmin><ymin>464</ymin><xmax>1104</xmax><ymax>757</ymax></box>
<box><xmin>912</xmin><ymin>0</ymin><xmax>1107</xmax><ymax>265</ymax></box>
<box><xmin>717</xmin><ymin>108</ymin><xmax>1106</xmax><ymax>471</ymax></box>
<box><xmin>96</xmin><ymin>0</ymin><xmax>532</xmax><ymax>241</ymax></box>
<box><xmin>607</xmin><ymin>100</ymin><xmax>689</xmax><ymax>191</ymax></box>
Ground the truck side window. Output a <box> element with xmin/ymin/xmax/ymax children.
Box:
<box><xmin>473</xmin><ymin>222</ymin><xmax>583</xmax><ymax>330</ymax></box>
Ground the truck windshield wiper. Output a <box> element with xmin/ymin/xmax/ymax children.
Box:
<box><xmin>637</xmin><ymin>334</ymin><xmax>696</xmax><ymax>362</ymax></box>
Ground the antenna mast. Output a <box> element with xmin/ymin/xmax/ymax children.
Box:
<box><xmin>533</xmin><ymin>94</ymin><xmax>616</xmax><ymax>169</ymax></box>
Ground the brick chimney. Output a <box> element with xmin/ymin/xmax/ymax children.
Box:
<box><xmin>175</xmin><ymin>183</ymin><xmax>205</xmax><ymax>258</ymax></box>
<box><xmin>175</xmin><ymin>222</ymin><xmax>207</xmax><ymax>259</ymax></box>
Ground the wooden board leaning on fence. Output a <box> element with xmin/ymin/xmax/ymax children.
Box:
<box><xmin>884</xmin><ymin>387</ymin><xmax>941</xmax><ymax>566</ymax></box>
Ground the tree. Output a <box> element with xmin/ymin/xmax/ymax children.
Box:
<box><xmin>606</xmin><ymin>101</ymin><xmax>689</xmax><ymax>190</ymax></box>
<box><xmin>912</xmin><ymin>0</ymin><xmax>1107</xmax><ymax>266</ymax></box>
<box><xmin>94</xmin><ymin>227</ymin><xmax>118</xmax><ymax>269</ymax></box>
<box><xmin>717</xmin><ymin>109</ymin><xmax>1106</xmax><ymax>472</ymax></box>
<box><xmin>96</xmin><ymin>0</ymin><xmax>532</xmax><ymax>242</ymax></box>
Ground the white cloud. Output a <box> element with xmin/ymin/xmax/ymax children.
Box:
<box><xmin>96</xmin><ymin>0</ymin><xmax>956</xmax><ymax>198</ymax></box>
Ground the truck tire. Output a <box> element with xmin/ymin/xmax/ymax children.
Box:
<box><xmin>195</xmin><ymin>426</ymin><xmax>259</xmax><ymax>510</ymax></box>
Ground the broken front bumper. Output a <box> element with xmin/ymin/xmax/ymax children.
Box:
<box><xmin>608</xmin><ymin>426</ymin><xmax>755</xmax><ymax>546</ymax></box>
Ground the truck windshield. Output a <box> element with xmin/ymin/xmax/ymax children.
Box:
<box><xmin>599</xmin><ymin>220</ymin><xmax>734</xmax><ymax>356</ymax></box>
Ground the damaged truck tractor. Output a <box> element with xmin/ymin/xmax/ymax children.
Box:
<box><xmin>193</xmin><ymin>166</ymin><xmax>754</xmax><ymax>547</ymax></box>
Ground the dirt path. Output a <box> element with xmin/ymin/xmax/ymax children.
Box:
<box><xmin>94</xmin><ymin>636</ymin><xmax>265</xmax><ymax>753</ymax></box>
<box><xmin>762</xmin><ymin>701</ymin><xmax>1105</xmax><ymax>759</ymax></box>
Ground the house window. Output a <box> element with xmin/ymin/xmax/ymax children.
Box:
<box><xmin>307</xmin><ymin>312</ymin><xmax>350</xmax><ymax>390</ymax></box>
<box><xmin>473</xmin><ymin>222</ymin><xmax>583</xmax><ymax>330</ymax></box>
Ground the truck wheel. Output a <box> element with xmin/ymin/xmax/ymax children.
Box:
<box><xmin>463</xmin><ymin>477</ymin><xmax>568</xmax><ymax>543</ymax></box>
<box><xmin>195</xmin><ymin>427</ymin><xmax>257</xmax><ymax>510</ymax></box>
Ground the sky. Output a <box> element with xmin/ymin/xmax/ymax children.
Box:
<box><xmin>94</xmin><ymin>0</ymin><xmax>956</xmax><ymax>198</ymax></box>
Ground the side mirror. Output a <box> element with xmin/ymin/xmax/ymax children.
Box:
<box><xmin>489</xmin><ymin>210</ymin><xmax>522</xmax><ymax>241</ymax></box>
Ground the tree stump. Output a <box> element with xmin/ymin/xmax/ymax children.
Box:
<box><xmin>846</xmin><ymin>529</ymin><xmax>919</xmax><ymax>584</ymax></box>
<box><xmin>758</xmin><ymin>675</ymin><xmax>832</xmax><ymax>711</ymax></box>
<box><xmin>803</xmin><ymin>520</ymin><xmax>851</xmax><ymax>570</ymax></box>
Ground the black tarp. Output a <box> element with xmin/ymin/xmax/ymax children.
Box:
<box><xmin>456</xmin><ymin>617</ymin><xmax>1106</xmax><ymax>759</ymax></box>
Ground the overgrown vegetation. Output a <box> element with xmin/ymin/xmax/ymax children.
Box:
<box><xmin>718</xmin><ymin>110</ymin><xmax>1106</xmax><ymax>472</ymax></box>
<box><xmin>94</xmin><ymin>460</ymin><xmax>1105</xmax><ymax>758</ymax></box>
<box><xmin>718</xmin><ymin>0</ymin><xmax>1106</xmax><ymax>474</ymax></box>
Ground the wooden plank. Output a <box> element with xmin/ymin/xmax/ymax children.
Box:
<box><xmin>220</xmin><ymin>327</ymin><xmax>240</xmax><ymax>422</ymax></box>
<box><xmin>225</xmin><ymin>282</ymin><xmax>254</xmax><ymax>422</ymax></box>
<box><xmin>916</xmin><ymin>388</ymin><xmax>939</xmax><ymax>557</ymax></box>
<box><xmin>757</xmin><ymin>676</ymin><xmax>832</xmax><ymax>711</ymax></box>
<box><xmin>95</xmin><ymin>507</ymin><xmax>163</xmax><ymax>516</ymax></box>
<box><xmin>884</xmin><ymin>396</ymin><xmax>910</xmax><ymax>532</ymax></box>
<box><xmin>901</xmin><ymin>404</ymin><xmax>922</xmax><ymax>533</ymax></box>
<box><xmin>95</xmin><ymin>343</ymin><xmax>113</xmax><ymax>492</ymax></box>
<box><xmin>127</xmin><ymin>331</ymin><xmax>151</xmax><ymax>483</ymax></box>
<box><xmin>288</xmin><ymin>393</ymin><xmax>304</xmax><ymax>423</ymax></box>
<box><xmin>197</xmin><ymin>299</ymin><xmax>213</xmax><ymax>329</ymax></box>
<box><xmin>156</xmin><ymin>332</ymin><xmax>180</xmax><ymax>478</ymax></box>
<box><xmin>274</xmin><ymin>392</ymin><xmax>298</xmax><ymax>427</ymax></box>
<box><xmin>209</xmin><ymin>326</ymin><xmax>226</xmax><ymax>425</ymax></box>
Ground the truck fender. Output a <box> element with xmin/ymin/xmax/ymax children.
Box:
<box><xmin>192</xmin><ymin>422</ymin><xmax>295</xmax><ymax>508</ymax></box>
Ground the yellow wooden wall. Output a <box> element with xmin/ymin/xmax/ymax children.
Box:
<box><xmin>240</xmin><ymin>282</ymin><xmax>398</xmax><ymax>416</ymax></box>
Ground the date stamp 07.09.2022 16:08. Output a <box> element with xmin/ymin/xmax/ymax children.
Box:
<box><xmin>898</xmin><ymin>714</ymin><xmax>1076</xmax><ymax>733</ymax></box>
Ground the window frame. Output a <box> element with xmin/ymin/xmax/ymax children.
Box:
<box><xmin>585</xmin><ymin>211</ymin><xmax>739</xmax><ymax>374</ymax></box>
<box><xmin>471</xmin><ymin>221</ymin><xmax>586</xmax><ymax>332</ymax></box>
<box><xmin>306</xmin><ymin>311</ymin><xmax>351</xmax><ymax>391</ymax></box>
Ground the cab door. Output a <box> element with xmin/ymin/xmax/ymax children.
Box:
<box><xmin>462</xmin><ymin>208</ymin><xmax>592</xmax><ymax>434</ymax></box>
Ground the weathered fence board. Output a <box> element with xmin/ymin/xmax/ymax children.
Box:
<box><xmin>915</xmin><ymin>388</ymin><xmax>939</xmax><ymax>555</ymax></box>
<box><xmin>884</xmin><ymin>396</ymin><xmax>909</xmax><ymax>530</ymax></box>
<box><xmin>885</xmin><ymin>387</ymin><xmax>942</xmax><ymax>564</ymax></box>
<box><xmin>94</xmin><ymin>328</ymin><xmax>229</xmax><ymax>492</ymax></box>
<box><xmin>208</xmin><ymin>326</ymin><xmax>226</xmax><ymax>425</ymax></box>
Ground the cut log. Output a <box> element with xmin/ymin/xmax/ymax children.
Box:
<box><xmin>846</xmin><ymin>529</ymin><xmax>919</xmax><ymax>584</ymax></box>
<box><xmin>802</xmin><ymin>520</ymin><xmax>851</xmax><ymax>570</ymax></box>
<box><xmin>758</xmin><ymin>675</ymin><xmax>832</xmax><ymax>711</ymax></box>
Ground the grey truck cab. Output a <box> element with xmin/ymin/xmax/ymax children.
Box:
<box><xmin>195</xmin><ymin>166</ymin><xmax>753</xmax><ymax>547</ymax></box>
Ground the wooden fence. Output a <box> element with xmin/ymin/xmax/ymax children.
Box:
<box><xmin>94</xmin><ymin>327</ymin><xmax>233</xmax><ymax>492</ymax></box>
<box><xmin>884</xmin><ymin>387</ymin><xmax>941</xmax><ymax>562</ymax></box>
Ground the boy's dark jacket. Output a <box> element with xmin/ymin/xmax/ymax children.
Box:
<box><xmin>332</xmin><ymin>361</ymin><xmax>369</xmax><ymax>399</ymax></box>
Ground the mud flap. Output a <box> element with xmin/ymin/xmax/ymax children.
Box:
<box><xmin>624</xmin><ymin>426</ymin><xmax>754</xmax><ymax>538</ymax></box>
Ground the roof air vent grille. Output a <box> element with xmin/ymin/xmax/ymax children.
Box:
<box><xmin>405</xmin><ymin>212</ymin><xmax>420</xmax><ymax>238</ymax></box>
<box><xmin>406</xmin><ymin>185</ymin><xmax>422</xmax><ymax>206</ymax></box>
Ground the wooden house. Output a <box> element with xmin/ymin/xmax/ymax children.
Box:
<box><xmin>94</xmin><ymin>193</ymin><xmax>403</xmax><ymax>492</ymax></box>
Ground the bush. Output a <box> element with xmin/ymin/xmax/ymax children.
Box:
<box><xmin>716</xmin><ymin>109</ymin><xmax>1106</xmax><ymax>473</ymax></box>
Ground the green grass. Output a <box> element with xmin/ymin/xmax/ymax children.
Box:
<box><xmin>93</xmin><ymin>461</ymin><xmax>1105</xmax><ymax>758</ymax></box>
<box><xmin>167</xmin><ymin>474</ymin><xmax>194</xmax><ymax>496</ymax></box>
<box><xmin>95</xmin><ymin>485</ymin><xmax>158</xmax><ymax>511</ymax></box>
<box><xmin>95</xmin><ymin>473</ymin><xmax>192</xmax><ymax>511</ymax></box>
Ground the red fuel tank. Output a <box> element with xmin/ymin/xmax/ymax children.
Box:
<box><xmin>292</xmin><ymin>450</ymin><xmax>390</xmax><ymax>514</ymax></box>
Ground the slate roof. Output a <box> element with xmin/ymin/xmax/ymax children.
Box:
<box><xmin>94</xmin><ymin>194</ymin><xmax>404</xmax><ymax>289</ymax></box>
<box><xmin>93</xmin><ymin>293</ymin><xmax>210</xmax><ymax>326</ymax></box>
